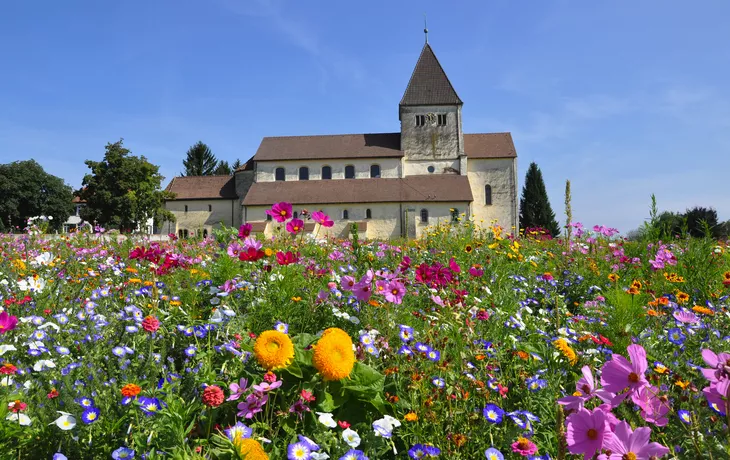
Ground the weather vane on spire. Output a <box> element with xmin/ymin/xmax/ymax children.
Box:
<box><xmin>424</xmin><ymin>13</ymin><xmax>428</xmax><ymax>43</ymax></box>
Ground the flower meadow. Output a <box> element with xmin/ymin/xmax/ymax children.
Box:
<box><xmin>1</xmin><ymin>209</ymin><xmax>730</xmax><ymax>459</ymax></box>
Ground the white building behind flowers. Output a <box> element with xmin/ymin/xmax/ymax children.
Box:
<box><xmin>162</xmin><ymin>40</ymin><xmax>518</xmax><ymax>239</ymax></box>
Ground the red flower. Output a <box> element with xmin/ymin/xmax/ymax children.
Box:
<box><xmin>0</xmin><ymin>363</ymin><xmax>17</xmax><ymax>375</ymax></box>
<box><xmin>300</xmin><ymin>389</ymin><xmax>315</xmax><ymax>402</ymax></box>
<box><xmin>239</xmin><ymin>247</ymin><xmax>265</xmax><ymax>262</ymax></box>
<box><xmin>202</xmin><ymin>385</ymin><xmax>225</xmax><ymax>408</ymax></box>
<box><xmin>8</xmin><ymin>400</ymin><xmax>27</xmax><ymax>413</ymax></box>
<box><xmin>141</xmin><ymin>315</ymin><xmax>160</xmax><ymax>333</ymax></box>
<box><xmin>263</xmin><ymin>372</ymin><xmax>277</xmax><ymax>383</ymax></box>
<box><xmin>338</xmin><ymin>420</ymin><xmax>351</xmax><ymax>429</ymax></box>
<box><xmin>47</xmin><ymin>388</ymin><xmax>59</xmax><ymax>399</ymax></box>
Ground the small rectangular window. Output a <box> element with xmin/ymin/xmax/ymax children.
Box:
<box><xmin>184</xmin><ymin>205</ymin><xmax>188</xmax><ymax>213</ymax></box>
<box><xmin>415</xmin><ymin>115</ymin><xmax>425</xmax><ymax>127</ymax></box>
<box><xmin>208</xmin><ymin>204</ymin><xmax>212</xmax><ymax>212</ymax></box>
<box><xmin>437</xmin><ymin>114</ymin><xmax>447</xmax><ymax>126</ymax></box>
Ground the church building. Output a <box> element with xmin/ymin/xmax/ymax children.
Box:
<box><xmin>163</xmin><ymin>41</ymin><xmax>518</xmax><ymax>239</ymax></box>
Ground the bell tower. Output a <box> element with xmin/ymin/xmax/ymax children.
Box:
<box><xmin>399</xmin><ymin>42</ymin><xmax>464</xmax><ymax>166</ymax></box>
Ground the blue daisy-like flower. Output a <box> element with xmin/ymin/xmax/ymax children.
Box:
<box><xmin>77</xmin><ymin>397</ymin><xmax>95</xmax><ymax>408</ymax></box>
<box><xmin>184</xmin><ymin>345</ymin><xmax>197</xmax><ymax>357</ymax></box>
<box><xmin>137</xmin><ymin>396</ymin><xmax>163</xmax><ymax>416</ymax></box>
<box><xmin>667</xmin><ymin>328</ymin><xmax>686</xmax><ymax>346</ymax></box>
<box><xmin>426</xmin><ymin>349</ymin><xmax>441</xmax><ymax>362</ymax></box>
<box><xmin>431</xmin><ymin>377</ymin><xmax>445</xmax><ymax>388</ymax></box>
<box><xmin>224</xmin><ymin>422</ymin><xmax>252</xmax><ymax>441</ymax></box>
<box><xmin>286</xmin><ymin>442</ymin><xmax>311</xmax><ymax>460</ymax></box>
<box><xmin>274</xmin><ymin>321</ymin><xmax>289</xmax><ymax>334</ymax></box>
<box><xmin>678</xmin><ymin>410</ymin><xmax>692</xmax><ymax>425</ymax></box>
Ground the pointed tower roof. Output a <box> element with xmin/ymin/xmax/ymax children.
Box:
<box><xmin>400</xmin><ymin>43</ymin><xmax>462</xmax><ymax>106</ymax></box>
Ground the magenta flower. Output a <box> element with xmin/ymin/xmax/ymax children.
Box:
<box><xmin>672</xmin><ymin>310</ymin><xmax>698</xmax><ymax>324</ymax></box>
<box><xmin>602</xmin><ymin>421</ymin><xmax>670</xmax><ymax>459</ymax></box>
<box><xmin>286</xmin><ymin>218</ymin><xmax>304</xmax><ymax>235</ymax></box>
<box><xmin>558</xmin><ymin>366</ymin><xmax>614</xmax><ymax>411</ymax></box>
<box><xmin>238</xmin><ymin>223</ymin><xmax>252</xmax><ymax>238</ymax></box>
<box><xmin>566</xmin><ymin>407</ymin><xmax>612</xmax><ymax>459</ymax></box>
<box><xmin>236</xmin><ymin>392</ymin><xmax>268</xmax><ymax>419</ymax></box>
<box><xmin>227</xmin><ymin>378</ymin><xmax>249</xmax><ymax>402</ymax></box>
<box><xmin>600</xmin><ymin>344</ymin><xmax>649</xmax><ymax>405</ymax></box>
<box><xmin>0</xmin><ymin>311</ymin><xmax>18</xmax><ymax>334</ymax></box>
<box><xmin>510</xmin><ymin>437</ymin><xmax>538</xmax><ymax>456</ymax></box>
<box><xmin>265</xmin><ymin>202</ymin><xmax>293</xmax><ymax>223</ymax></box>
<box><xmin>311</xmin><ymin>211</ymin><xmax>334</xmax><ymax>228</ymax></box>
<box><xmin>384</xmin><ymin>280</ymin><xmax>406</xmax><ymax>304</ymax></box>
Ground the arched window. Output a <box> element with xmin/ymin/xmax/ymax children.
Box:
<box><xmin>293</xmin><ymin>211</ymin><xmax>298</xmax><ymax>219</ymax></box>
<box><xmin>366</xmin><ymin>209</ymin><xmax>372</xmax><ymax>219</ymax></box>
<box><xmin>451</xmin><ymin>208</ymin><xmax>459</xmax><ymax>222</ymax></box>
<box><xmin>343</xmin><ymin>210</ymin><xmax>349</xmax><ymax>220</ymax></box>
<box><xmin>345</xmin><ymin>165</ymin><xmax>355</xmax><ymax>179</ymax></box>
<box><xmin>321</xmin><ymin>166</ymin><xmax>332</xmax><ymax>180</ymax></box>
<box><xmin>275</xmin><ymin>167</ymin><xmax>285</xmax><ymax>181</ymax></box>
<box><xmin>485</xmin><ymin>184</ymin><xmax>492</xmax><ymax>205</ymax></box>
<box><xmin>370</xmin><ymin>164</ymin><xmax>380</xmax><ymax>178</ymax></box>
<box><xmin>183</xmin><ymin>229</ymin><xmax>189</xmax><ymax>238</ymax></box>
<box><xmin>420</xmin><ymin>209</ymin><xmax>429</xmax><ymax>223</ymax></box>
<box><xmin>203</xmin><ymin>229</ymin><xmax>208</xmax><ymax>238</ymax></box>
<box><xmin>184</xmin><ymin>205</ymin><xmax>188</xmax><ymax>212</ymax></box>
<box><xmin>178</xmin><ymin>229</ymin><xmax>184</xmax><ymax>239</ymax></box>
<box><xmin>208</xmin><ymin>204</ymin><xmax>212</xmax><ymax>212</ymax></box>
<box><xmin>299</xmin><ymin>167</ymin><xmax>309</xmax><ymax>180</ymax></box>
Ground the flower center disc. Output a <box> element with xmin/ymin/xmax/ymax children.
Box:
<box><xmin>628</xmin><ymin>372</ymin><xmax>639</xmax><ymax>383</ymax></box>
<box><xmin>587</xmin><ymin>428</ymin><xmax>598</xmax><ymax>440</ymax></box>
<box><xmin>623</xmin><ymin>453</ymin><xmax>637</xmax><ymax>460</ymax></box>
<box><xmin>267</xmin><ymin>341</ymin><xmax>280</xmax><ymax>352</ymax></box>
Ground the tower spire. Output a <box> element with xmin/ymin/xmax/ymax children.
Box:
<box><xmin>423</xmin><ymin>14</ymin><xmax>428</xmax><ymax>43</ymax></box>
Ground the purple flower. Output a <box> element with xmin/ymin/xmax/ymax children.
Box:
<box><xmin>252</xmin><ymin>379</ymin><xmax>282</xmax><ymax>393</ymax></box>
<box><xmin>236</xmin><ymin>392</ymin><xmax>268</xmax><ymax>419</ymax></box>
<box><xmin>384</xmin><ymin>280</ymin><xmax>406</xmax><ymax>304</ymax></box>
<box><xmin>602</xmin><ymin>420</ymin><xmax>670</xmax><ymax>459</ymax></box>
<box><xmin>600</xmin><ymin>344</ymin><xmax>649</xmax><ymax>405</ymax></box>
<box><xmin>227</xmin><ymin>378</ymin><xmax>249</xmax><ymax>401</ymax></box>
<box><xmin>265</xmin><ymin>202</ymin><xmax>293</xmax><ymax>222</ymax></box>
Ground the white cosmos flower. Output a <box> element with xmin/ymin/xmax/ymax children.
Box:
<box><xmin>1</xmin><ymin>376</ymin><xmax>14</xmax><ymax>387</ymax></box>
<box><xmin>310</xmin><ymin>453</ymin><xmax>330</xmax><ymax>460</ymax></box>
<box><xmin>315</xmin><ymin>412</ymin><xmax>337</xmax><ymax>428</ymax></box>
<box><xmin>53</xmin><ymin>412</ymin><xmax>76</xmax><ymax>430</ymax></box>
<box><xmin>342</xmin><ymin>428</ymin><xmax>361</xmax><ymax>448</ymax></box>
<box><xmin>38</xmin><ymin>322</ymin><xmax>60</xmax><ymax>332</ymax></box>
<box><xmin>7</xmin><ymin>413</ymin><xmax>32</xmax><ymax>426</ymax></box>
<box><xmin>372</xmin><ymin>415</ymin><xmax>401</xmax><ymax>438</ymax></box>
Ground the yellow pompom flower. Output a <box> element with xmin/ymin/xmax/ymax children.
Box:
<box><xmin>234</xmin><ymin>438</ymin><xmax>269</xmax><ymax>459</ymax></box>
<box><xmin>312</xmin><ymin>328</ymin><xmax>356</xmax><ymax>381</ymax></box>
<box><xmin>253</xmin><ymin>330</ymin><xmax>294</xmax><ymax>370</ymax></box>
<box><xmin>553</xmin><ymin>338</ymin><xmax>578</xmax><ymax>366</ymax></box>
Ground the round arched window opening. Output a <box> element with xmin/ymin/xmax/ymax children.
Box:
<box><xmin>427</xmin><ymin>165</ymin><xmax>435</xmax><ymax>173</ymax></box>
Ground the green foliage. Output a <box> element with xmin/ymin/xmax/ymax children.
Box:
<box><xmin>519</xmin><ymin>162</ymin><xmax>560</xmax><ymax>237</ymax></box>
<box><xmin>231</xmin><ymin>159</ymin><xmax>243</xmax><ymax>171</ymax></box>
<box><xmin>183</xmin><ymin>141</ymin><xmax>218</xmax><ymax>176</ymax></box>
<box><xmin>78</xmin><ymin>139</ymin><xmax>171</xmax><ymax>231</ymax></box>
<box><xmin>0</xmin><ymin>159</ymin><xmax>73</xmax><ymax>232</ymax></box>
<box><xmin>214</xmin><ymin>161</ymin><xmax>233</xmax><ymax>175</ymax></box>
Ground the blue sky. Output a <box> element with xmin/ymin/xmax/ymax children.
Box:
<box><xmin>1</xmin><ymin>0</ymin><xmax>729</xmax><ymax>232</ymax></box>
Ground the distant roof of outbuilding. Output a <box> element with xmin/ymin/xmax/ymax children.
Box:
<box><xmin>242</xmin><ymin>175</ymin><xmax>473</xmax><ymax>206</ymax></box>
<box><xmin>400</xmin><ymin>43</ymin><xmax>462</xmax><ymax>106</ymax></box>
<box><xmin>165</xmin><ymin>175</ymin><xmax>237</xmax><ymax>200</ymax></box>
<box><xmin>252</xmin><ymin>133</ymin><xmax>403</xmax><ymax>162</ymax></box>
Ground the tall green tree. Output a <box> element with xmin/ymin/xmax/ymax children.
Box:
<box><xmin>231</xmin><ymin>159</ymin><xmax>243</xmax><ymax>171</ymax></box>
<box><xmin>684</xmin><ymin>206</ymin><xmax>720</xmax><ymax>238</ymax></box>
<box><xmin>214</xmin><ymin>160</ymin><xmax>232</xmax><ymax>175</ymax></box>
<box><xmin>182</xmin><ymin>141</ymin><xmax>218</xmax><ymax>176</ymax></box>
<box><xmin>0</xmin><ymin>160</ymin><xmax>73</xmax><ymax>232</ymax></box>
<box><xmin>78</xmin><ymin>139</ymin><xmax>173</xmax><ymax>232</ymax></box>
<box><xmin>519</xmin><ymin>162</ymin><xmax>560</xmax><ymax>237</ymax></box>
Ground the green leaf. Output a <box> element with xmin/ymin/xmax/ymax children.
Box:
<box><xmin>282</xmin><ymin>360</ymin><xmax>303</xmax><ymax>379</ymax></box>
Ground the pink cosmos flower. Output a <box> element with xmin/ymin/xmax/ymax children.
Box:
<box><xmin>352</xmin><ymin>281</ymin><xmax>372</xmax><ymax>302</ymax></box>
<box><xmin>0</xmin><ymin>311</ymin><xmax>19</xmax><ymax>334</ymax></box>
<box><xmin>600</xmin><ymin>344</ymin><xmax>649</xmax><ymax>405</ymax></box>
<box><xmin>341</xmin><ymin>276</ymin><xmax>356</xmax><ymax>291</ymax></box>
<box><xmin>227</xmin><ymin>378</ymin><xmax>249</xmax><ymax>401</ymax></box>
<box><xmin>311</xmin><ymin>211</ymin><xmax>334</xmax><ymax>228</ymax></box>
<box><xmin>672</xmin><ymin>310</ymin><xmax>698</xmax><ymax>324</ymax></box>
<box><xmin>634</xmin><ymin>388</ymin><xmax>669</xmax><ymax>427</ymax></box>
<box><xmin>448</xmin><ymin>257</ymin><xmax>461</xmax><ymax>273</ymax></box>
<box><xmin>374</xmin><ymin>280</ymin><xmax>388</xmax><ymax>296</ymax></box>
<box><xmin>703</xmin><ymin>380</ymin><xmax>730</xmax><ymax>410</ymax></box>
<box><xmin>468</xmin><ymin>266</ymin><xmax>484</xmax><ymax>277</ymax></box>
<box><xmin>236</xmin><ymin>392</ymin><xmax>268</xmax><ymax>419</ymax></box>
<box><xmin>242</xmin><ymin>236</ymin><xmax>263</xmax><ymax>252</ymax></box>
<box><xmin>600</xmin><ymin>421</ymin><xmax>670</xmax><ymax>459</ymax></box>
<box><xmin>286</xmin><ymin>218</ymin><xmax>305</xmax><ymax>235</ymax></box>
<box><xmin>558</xmin><ymin>366</ymin><xmax>615</xmax><ymax>411</ymax></box>
<box><xmin>252</xmin><ymin>379</ymin><xmax>282</xmax><ymax>392</ymax></box>
<box><xmin>701</xmin><ymin>348</ymin><xmax>730</xmax><ymax>383</ymax></box>
<box><xmin>384</xmin><ymin>280</ymin><xmax>406</xmax><ymax>304</ymax></box>
<box><xmin>566</xmin><ymin>407</ymin><xmax>612</xmax><ymax>459</ymax></box>
<box><xmin>265</xmin><ymin>202</ymin><xmax>293</xmax><ymax>223</ymax></box>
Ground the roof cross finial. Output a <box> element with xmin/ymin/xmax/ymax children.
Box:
<box><xmin>423</xmin><ymin>13</ymin><xmax>428</xmax><ymax>43</ymax></box>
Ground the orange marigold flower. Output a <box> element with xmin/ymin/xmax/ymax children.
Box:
<box><xmin>516</xmin><ymin>350</ymin><xmax>529</xmax><ymax>360</ymax></box>
<box><xmin>676</xmin><ymin>291</ymin><xmax>690</xmax><ymax>304</ymax></box>
<box><xmin>658</xmin><ymin>297</ymin><xmax>669</xmax><ymax>306</ymax></box>
<box><xmin>452</xmin><ymin>433</ymin><xmax>467</xmax><ymax>447</ymax></box>
<box><xmin>626</xmin><ymin>287</ymin><xmax>640</xmax><ymax>295</ymax></box>
<box><xmin>692</xmin><ymin>305</ymin><xmax>714</xmax><ymax>316</ymax></box>
<box><xmin>608</xmin><ymin>273</ymin><xmax>619</xmax><ymax>282</ymax></box>
<box><xmin>404</xmin><ymin>412</ymin><xmax>418</xmax><ymax>422</ymax></box>
<box><xmin>631</xmin><ymin>280</ymin><xmax>642</xmax><ymax>290</ymax></box>
<box><xmin>723</xmin><ymin>271</ymin><xmax>730</xmax><ymax>281</ymax></box>
<box><xmin>121</xmin><ymin>384</ymin><xmax>141</xmax><ymax>397</ymax></box>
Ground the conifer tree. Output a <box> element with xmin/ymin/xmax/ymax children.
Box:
<box><xmin>519</xmin><ymin>162</ymin><xmax>560</xmax><ymax>237</ymax></box>
<box><xmin>182</xmin><ymin>142</ymin><xmax>218</xmax><ymax>176</ymax></box>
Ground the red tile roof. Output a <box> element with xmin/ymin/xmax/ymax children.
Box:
<box><xmin>252</xmin><ymin>133</ymin><xmax>403</xmax><ymax>161</ymax></box>
<box><xmin>400</xmin><ymin>44</ymin><xmax>462</xmax><ymax>106</ymax></box>
<box><xmin>165</xmin><ymin>176</ymin><xmax>237</xmax><ymax>200</ymax></box>
<box><xmin>243</xmin><ymin>175</ymin><xmax>473</xmax><ymax>206</ymax></box>
<box><xmin>464</xmin><ymin>133</ymin><xmax>517</xmax><ymax>159</ymax></box>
